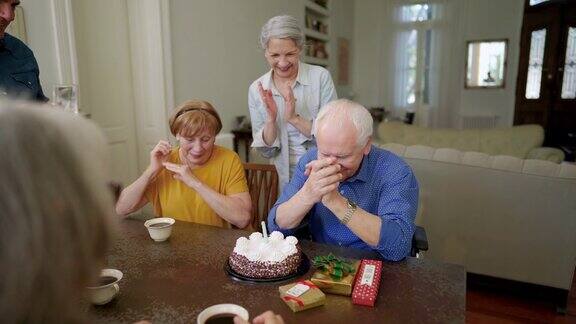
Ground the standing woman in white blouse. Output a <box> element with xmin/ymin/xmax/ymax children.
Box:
<box><xmin>248</xmin><ymin>15</ymin><xmax>337</xmax><ymax>191</ymax></box>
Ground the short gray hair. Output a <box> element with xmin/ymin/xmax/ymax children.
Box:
<box><xmin>0</xmin><ymin>101</ymin><xmax>115</xmax><ymax>323</ymax></box>
<box><xmin>312</xmin><ymin>99</ymin><xmax>374</xmax><ymax>147</ymax></box>
<box><xmin>259</xmin><ymin>15</ymin><xmax>304</xmax><ymax>50</ymax></box>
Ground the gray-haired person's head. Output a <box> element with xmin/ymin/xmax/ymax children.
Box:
<box><xmin>313</xmin><ymin>99</ymin><xmax>374</xmax><ymax>147</ymax></box>
<box><xmin>0</xmin><ymin>101</ymin><xmax>115</xmax><ymax>323</ymax></box>
<box><xmin>259</xmin><ymin>15</ymin><xmax>304</xmax><ymax>50</ymax></box>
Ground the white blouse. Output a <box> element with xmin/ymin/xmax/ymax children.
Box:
<box><xmin>248</xmin><ymin>61</ymin><xmax>337</xmax><ymax>191</ymax></box>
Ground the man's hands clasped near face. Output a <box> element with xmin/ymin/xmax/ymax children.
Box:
<box><xmin>301</xmin><ymin>157</ymin><xmax>343</xmax><ymax>206</ymax></box>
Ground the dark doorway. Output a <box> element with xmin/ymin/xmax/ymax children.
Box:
<box><xmin>515</xmin><ymin>0</ymin><xmax>576</xmax><ymax>161</ymax></box>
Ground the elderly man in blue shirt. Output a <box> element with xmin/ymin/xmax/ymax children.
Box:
<box><xmin>268</xmin><ymin>99</ymin><xmax>419</xmax><ymax>261</ymax></box>
<box><xmin>0</xmin><ymin>0</ymin><xmax>47</xmax><ymax>102</ymax></box>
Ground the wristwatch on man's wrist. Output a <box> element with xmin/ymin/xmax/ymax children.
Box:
<box><xmin>339</xmin><ymin>198</ymin><xmax>357</xmax><ymax>224</ymax></box>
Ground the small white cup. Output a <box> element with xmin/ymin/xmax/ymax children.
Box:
<box><xmin>144</xmin><ymin>217</ymin><xmax>175</xmax><ymax>242</ymax></box>
<box><xmin>87</xmin><ymin>268</ymin><xmax>123</xmax><ymax>305</ymax></box>
<box><xmin>197</xmin><ymin>304</ymin><xmax>249</xmax><ymax>324</ymax></box>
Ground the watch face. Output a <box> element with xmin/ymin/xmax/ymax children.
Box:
<box><xmin>347</xmin><ymin>199</ymin><xmax>357</xmax><ymax>208</ymax></box>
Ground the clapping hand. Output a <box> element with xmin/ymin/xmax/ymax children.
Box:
<box><xmin>163</xmin><ymin>162</ymin><xmax>200</xmax><ymax>189</ymax></box>
<box><xmin>258</xmin><ymin>82</ymin><xmax>277</xmax><ymax>122</ymax></box>
<box><xmin>149</xmin><ymin>140</ymin><xmax>172</xmax><ymax>174</ymax></box>
<box><xmin>302</xmin><ymin>157</ymin><xmax>343</xmax><ymax>206</ymax></box>
<box><xmin>282</xmin><ymin>85</ymin><xmax>297</xmax><ymax>123</ymax></box>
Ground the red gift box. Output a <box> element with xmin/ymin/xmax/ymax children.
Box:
<box><xmin>351</xmin><ymin>259</ymin><xmax>382</xmax><ymax>307</ymax></box>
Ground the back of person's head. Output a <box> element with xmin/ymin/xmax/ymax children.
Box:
<box><xmin>0</xmin><ymin>101</ymin><xmax>115</xmax><ymax>323</ymax></box>
<box><xmin>169</xmin><ymin>100</ymin><xmax>223</xmax><ymax>138</ymax></box>
<box><xmin>313</xmin><ymin>99</ymin><xmax>373</xmax><ymax>147</ymax></box>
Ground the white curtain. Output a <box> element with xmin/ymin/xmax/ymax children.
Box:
<box><xmin>393</xmin><ymin>29</ymin><xmax>416</xmax><ymax>111</ymax></box>
<box><xmin>387</xmin><ymin>0</ymin><xmax>453</xmax><ymax>127</ymax></box>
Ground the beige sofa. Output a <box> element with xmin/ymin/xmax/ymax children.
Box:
<box><xmin>379</xmin><ymin>143</ymin><xmax>576</xmax><ymax>290</ymax></box>
<box><xmin>376</xmin><ymin>122</ymin><xmax>565</xmax><ymax>163</ymax></box>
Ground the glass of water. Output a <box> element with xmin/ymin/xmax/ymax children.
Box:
<box><xmin>53</xmin><ymin>84</ymin><xmax>78</xmax><ymax>114</ymax></box>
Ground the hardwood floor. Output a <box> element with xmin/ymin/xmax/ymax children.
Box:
<box><xmin>467</xmin><ymin>288</ymin><xmax>576</xmax><ymax>323</ymax></box>
<box><xmin>466</xmin><ymin>273</ymin><xmax>576</xmax><ymax>324</ymax></box>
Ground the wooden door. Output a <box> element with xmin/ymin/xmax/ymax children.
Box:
<box><xmin>515</xmin><ymin>0</ymin><xmax>576</xmax><ymax>152</ymax></box>
<box><xmin>548</xmin><ymin>5</ymin><xmax>576</xmax><ymax>148</ymax></box>
<box><xmin>72</xmin><ymin>0</ymin><xmax>140</xmax><ymax>188</ymax></box>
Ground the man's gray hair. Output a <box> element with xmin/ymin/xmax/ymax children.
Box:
<box><xmin>259</xmin><ymin>15</ymin><xmax>304</xmax><ymax>50</ymax></box>
<box><xmin>0</xmin><ymin>101</ymin><xmax>115</xmax><ymax>323</ymax></box>
<box><xmin>312</xmin><ymin>99</ymin><xmax>374</xmax><ymax>147</ymax></box>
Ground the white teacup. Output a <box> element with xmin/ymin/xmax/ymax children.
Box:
<box><xmin>144</xmin><ymin>217</ymin><xmax>175</xmax><ymax>242</ymax></box>
<box><xmin>197</xmin><ymin>304</ymin><xmax>249</xmax><ymax>324</ymax></box>
<box><xmin>87</xmin><ymin>268</ymin><xmax>123</xmax><ymax>305</ymax></box>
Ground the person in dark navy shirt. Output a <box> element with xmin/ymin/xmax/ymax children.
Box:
<box><xmin>0</xmin><ymin>0</ymin><xmax>48</xmax><ymax>102</ymax></box>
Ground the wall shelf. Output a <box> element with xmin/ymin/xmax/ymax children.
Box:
<box><xmin>305</xmin><ymin>1</ymin><xmax>329</xmax><ymax>17</ymax></box>
<box><xmin>304</xmin><ymin>0</ymin><xmax>331</xmax><ymax>68</ymax></box>
<box><xmin>304</xmin><ymin>28</ymin><xmax>330</xmax><ymax>41</ymax></box>
<box><xmin>303</xmin><ymin>56</ymin><xmax>329</xmax><ymax>66</ymax></box>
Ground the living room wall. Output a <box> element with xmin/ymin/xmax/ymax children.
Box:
<box><xmin>452</xmin><ymin>0</ymin><xmax>524</xmax><ymax>127</ymax></box>
<box><xmin>18</xmin><ymin>1</ymin><xmax>60</xmax><ymax>97</ymax></box>
<box><xmin>352</xmin><ymin>0</ymin><xmax>524</xmax><ymax>128</ymax></box>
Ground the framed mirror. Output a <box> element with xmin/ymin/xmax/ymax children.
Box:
<box><xmin>465</xmin><ymin>39</ymin><xmax>508</xmax><ymax>88</ymax></box>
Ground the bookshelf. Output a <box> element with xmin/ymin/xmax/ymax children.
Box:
<box><xmin>303</xmin><ymin>0</ymin><xmax>331</xmax><ymax>68</ymax></box>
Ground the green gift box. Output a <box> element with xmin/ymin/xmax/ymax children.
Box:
<box><xmin>310</xmin><ymin>254</ymin><xmax>360</xmax><ymax>296</ymax></box>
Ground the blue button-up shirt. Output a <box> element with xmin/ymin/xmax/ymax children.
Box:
<box><xmin>268</xmin><ymin>145</ymin><xmax>419</xmax><ymax>261</ymax></box>
<box><xmin>0</xmin><ymin>33</ymin><xmax>48</xmax><ymax>102</ymax></box>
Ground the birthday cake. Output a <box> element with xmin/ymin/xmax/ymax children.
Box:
<box><xmin>229</xmin><ymin>231</ymin><xmax>301</xmax><ymax>279</ymax></box>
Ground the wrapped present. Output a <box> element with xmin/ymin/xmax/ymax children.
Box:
<box><xmin>279</xmin><ymin>280</ymin><xmax>326</xmax><ymax>312</ymax></box>
<box><xmin>352</xmin><ymin>259</ymin><xmax>383</xmax><ymax>307</ymax></box>
<box><xmin>310</xmin><ymin>254</ymin><xmax>360</xmax><ymax>296</ymax></box>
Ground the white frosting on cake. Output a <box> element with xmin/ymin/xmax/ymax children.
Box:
<box><xmin>233</xmin><ymin>231</ymin><xmax>298</xmax><ymax>262</ymax></box>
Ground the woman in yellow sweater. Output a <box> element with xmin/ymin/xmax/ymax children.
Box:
<box><xmin>116</xmin><ymin>100</ymin><xmax>252</xmax><ymax>228</ymax></box>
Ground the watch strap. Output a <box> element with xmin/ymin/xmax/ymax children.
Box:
<box><xmin>340</xmin><ymin>198</ymin><xmax>357</xmax><ymax>224</ymax></box>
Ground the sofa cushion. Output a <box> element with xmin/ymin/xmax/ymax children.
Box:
<box><xmin>405</xmin><ymin>145</ymin><xmax>435</xmax><ymax>160</ymax></box>
<box><xmin>378</xmin><ymin>122</ymin><xmax>407</xmax><ymax>144</ymax></box>
<box><xmin>375</xmin><ymin>122</ymin><xmax>560</xmax><ymax>161</ymax></box>
<box><xmin>491</xmin><ymin>155</ymin><xmax>524</xmax><ymax>172</ymax></box>
<box><xmin>522</xmin><ymin>159</ymin><xmax>560</xmax><ymax>176</ymax></box>
<box><xmin>429</xmin><ymin>129</ymin><xmax>481</xmax><ymax>152</ymax></box>
<box><xmin>479</xmin><ymin>125</ymin><xmax>543</xmax><ymax>158</ymax></box>
<box><xmin>433</xmin><ymin>148</ymin><xmax>462</xmax><ymax>163</ymax></box>
<box><xmin>559</xmin><ymin>162</ymin><xmax>576</xmax><ymax>179</ymax></box>
<box><xmin>380</xmin><ymin>143</ymin><xmax>406</xmax><ymax>156</ymax></box>
<box><xmin>462</xmin><ymin>151</ymin><xmax>493</xmax><ymax>168</ymax></box>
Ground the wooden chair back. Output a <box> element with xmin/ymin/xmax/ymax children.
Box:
<box><xmin>243</xmin><ymin>163</ymin><xmax>279</xmax><ymax>231</ymax></box>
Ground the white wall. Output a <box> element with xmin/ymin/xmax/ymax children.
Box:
<box><xmin>170</xmin><ymin>0</ymin><xmax>299</xmax><ymax>133</ymax></box>
<box><xmin>169</xmin><ymin>0</ymin><xmax>354</xmax><ymax>132</ymax></box>
<box><xmin>352</xmin><ymin>0</ymin><xmax>386</xmax><ymax>108</ymax></box>
<box><xmin>452</xmin><ymin>0</ymin><xmax>524</xmax><ymax>127</ymax></box>
<box><xmin>330</xmin><ymin>0</ymin><xmax>356</xmax><ymax>99</ymax></box>
<box><xmin>18</xmin><ymin>1</ymin><xmax>60</xmax><ymax>97</ymax></box>
<box><xmin>352</xmin><ymin>0</ymin><xmax>524</xmax><ymax>127</ymax></box>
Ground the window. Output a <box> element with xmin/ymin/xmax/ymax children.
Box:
<box><xmin>561</xmin><ymin>27</ymin><xmax>576</xmax><ymax>99</ymax></box>
<box><xmin>525</xmin><ymin>29</ymin><xmax>547</xmax><ymax>99</ymax></box>
<box><xmin>400</xmin><ymin>3</ymin><xmax>432</xmax><ymax>22</ymax></box>
<box><xmin>394</xmin><ymin>4</ymin><xmax>434</xmax><ymax>109</ymax></box>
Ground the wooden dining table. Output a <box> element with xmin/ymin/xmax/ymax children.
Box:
<box><xmin>91</xmin><ymin>219</ymin><xmax>465</xmax><ymax>323</ymax></box>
